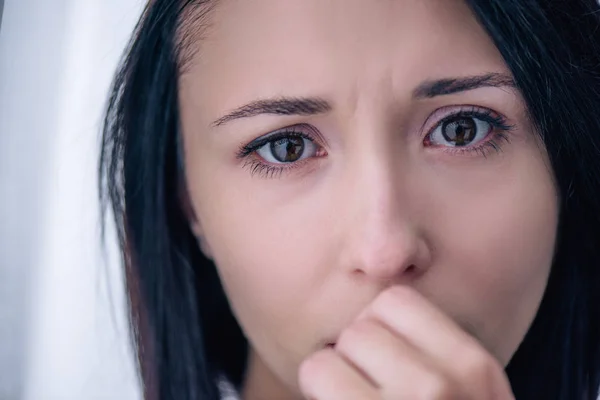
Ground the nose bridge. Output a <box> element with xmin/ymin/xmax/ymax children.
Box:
<box><xmin>341</xmin><ymin>146</ymin><xmax>427</xmax><ymax>281</ymax></box>
<box><xmin>355</xmin><ymin>153</ymin><xmax>402</xmax><ymax>235</ymax></box>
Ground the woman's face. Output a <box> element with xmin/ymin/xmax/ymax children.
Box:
<box><xmin>179</xmin><ymin>0</ymin><xmax>558</xmax><ymax>397</ymax></box>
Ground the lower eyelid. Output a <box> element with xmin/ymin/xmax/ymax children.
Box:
<box><xmin>243</xmin><ymin>156</ymin><xmax>321</xmax><ymax>179</ymax></box>
<box><xmin>435</xmin><ymin>131</ymin><xmax>511</xmax><ymax>157</ymax></box>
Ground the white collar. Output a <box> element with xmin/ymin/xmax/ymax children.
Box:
<box><xmin>217</xmin><ymin>376</ymin><xmax>241</xmax><ymax>400</ymax></box>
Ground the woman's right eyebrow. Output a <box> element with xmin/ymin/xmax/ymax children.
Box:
<box><xmin>211</xmin><ymin>97</ymin><xmax>332</xmax><ymax>127</ymax></box>
<box><xmin>211</xmin><ymin>73</ymin><xmax>516</xmax><ymax>127</ymax></box>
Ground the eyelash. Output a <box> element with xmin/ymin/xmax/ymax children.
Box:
<box><xmin>236</xmin><ymin>106</ymin><xmax>514</xmax><ymax>179</ymax></box>
<box><xmin>236</xmin><ymin>129</ymin><xmax>316</xmax><ymax>178</ymax></box>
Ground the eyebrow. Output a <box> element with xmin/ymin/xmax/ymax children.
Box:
<box><xmin>413</xmin><ymin>72</ymin><xmax>516</xmax><ymax>98</ymax></box>
<box><xmin>211</xmin><ymin>73</ymin><xmax>516</xmax><ymax>127</ymax></box>
<box><xmin>211</xmin><ymin>97</ymin><xmax>332</xmax><ymax>127</ymax></box>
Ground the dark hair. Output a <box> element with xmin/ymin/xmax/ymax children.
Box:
<box><xmin>100</xmin><ymin>1</ymin><xmax>600</xmax><ymax>399</ymax></box>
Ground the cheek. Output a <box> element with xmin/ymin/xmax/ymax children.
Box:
<box><xmin>188</xmin><ymin>164</ymin><xmax>333</xmax><ymax>357</ymax></box>
<box><xmin>421</xmin><ymin>149</ymin><xmax>558</xmax><ymax>363</ymax></box>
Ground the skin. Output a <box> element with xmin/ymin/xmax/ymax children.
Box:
<box><xmin>178</xmin><ymin>0</ymin><xmax>559</xmax><ymax>398</ymax></box>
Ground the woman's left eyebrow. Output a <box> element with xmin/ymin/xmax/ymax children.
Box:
<box><xmin>413</xmin><ymin>72</ymin><xmax>516</xmax><ymax>99</ymax></box>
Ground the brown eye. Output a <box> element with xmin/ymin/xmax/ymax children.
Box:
<box><xmin>256</xmin><ymin>135</ymin><xmax>319</xmax><ymax>164</ymax></box>
<box><xmin>430</xmin><ymin>116</ymin><xmax>492</xmax><ymax>148</ymax></box>
<box><xmin>271</xmin><ymin>137</ymin><xmax>305</xmax><ymax>162</ymax></box>
<box><xmin>442</xmin><ymin>118</ymin><xmax>477</xmax><ymax>146</ymax></box>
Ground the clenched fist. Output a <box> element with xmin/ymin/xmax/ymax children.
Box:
<box><xmin>299</xmin><ymin>287</ymin><xmax>515</xmax><ymax>400</ymax></box>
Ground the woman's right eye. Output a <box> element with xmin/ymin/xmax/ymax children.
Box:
<box><xmin>236</xmin><ymin>127</ymin><xmax>327</xmax><ymax>178</ymax></box>
<box><xmin>256</xmin><ymin>135</ymin><xmax>320</xmax><ymax>164</ymax></box>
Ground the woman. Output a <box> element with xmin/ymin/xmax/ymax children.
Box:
<box><xmin>100</xmin><ymin>0</ymin><xmax>600</xmax><ymax>399</ymax></box>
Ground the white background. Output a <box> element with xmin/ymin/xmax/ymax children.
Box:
<box><xmin>0</xmin><ymin>0</ymin><xmax>143</xmax><ymax>399</ymax></box>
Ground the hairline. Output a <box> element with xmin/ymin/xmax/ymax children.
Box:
<box><xmin>175</xmin><ymin>0</ymin><xmax>218</xmax><ymax>75</ymax></box>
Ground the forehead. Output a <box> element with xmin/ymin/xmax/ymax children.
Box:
<box><xmin>179</xmin><ymin>0</ymin><xmax>506</xmax><ymax>120</ymax></box>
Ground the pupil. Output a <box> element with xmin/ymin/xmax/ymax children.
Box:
<box><xmin>271</xmin><ymin>137</ymin><xmax>304</xmax><ymax>162</ymax></box>
<box><xmin>442</xmin><ymin>118</ymin><xmax>476</xmax><ymax>146</ymax></box>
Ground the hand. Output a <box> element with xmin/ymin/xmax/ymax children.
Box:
<box><xmin>298</xmin><ymin>286</ymin><xmax>515</xmax><ymax>399</ymax></box>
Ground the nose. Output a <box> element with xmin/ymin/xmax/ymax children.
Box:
<box><xmin>338</xmin><ymin>158</ymin><xmax>431</xmax><ymax>283</ymax></box>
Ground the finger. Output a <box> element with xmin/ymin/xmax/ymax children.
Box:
<box><xmin>358</xmin><ymin>286</ymin><xmax>512</xmax><ymax>397</ymax></box>
<box><xmin>334</xmin><ymin>317</ymin><xmax>445</xmax><ymax>396</ymax></box>
<box><xmin>298</xmin><ymin>348</ymin><xmax>379</xmax><ymax>400</ymax></box>
<box><xmin>358</xmin><ymin>286</ymin><xmax>478</xmax><ymax>364</ymax></box>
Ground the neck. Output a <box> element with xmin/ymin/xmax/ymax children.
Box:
<box><xmin>241</xmin><ymin>349</ymin><xmax>299</xmax><ymax>400</ymax></box>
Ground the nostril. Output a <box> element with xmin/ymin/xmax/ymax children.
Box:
<box><xmin>405</xmin><ymin>264</ymin><xmax>417</xmax><ymax>274</ymax></box>
<box><xmin>352</xmin><ymin>268</ymin><xmax>366</xmax><ymax>277</ymax></box>
<box><xmin>350</xmin><ymin>262</ymin><xmax>421</xmax><ymax>283</ymax></box>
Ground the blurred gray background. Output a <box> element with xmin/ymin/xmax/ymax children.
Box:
<box><xmin>0</xmin><ymin>0</ymin><xmax>142</xmax><ymax>398</ymax></box>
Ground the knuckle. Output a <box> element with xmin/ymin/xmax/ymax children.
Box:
<box><xmin>298</xmin><ymin>349</ymin><xmax>335</xmax><ymax>386</ymax></box>
<box><xmin>456</xmin><ymin>346</ymin><xmax>510</xmax><ymax>398</ymax></box>
<box><xmin>463</xmin><ymin>346</ymin><xmax>490</xmax><ymax>372</ymax></box>
<box><xmin>372</xmin><ymin>290</ymin><xmax>396</xmax><ymax>315</ymax></box>
<box><xmin>417</xmin><ymin>371</ymin><xmax>453</xmax><ymax>399</ymax></box>
<box><xmin>374</xmin><ymin>286</ymin><xmax>410</xmax><ymax>312</ymax></box>
<box><xmin>336</xmin><ymin>319</ymin><xmax>375</xmax><ymax>350</ymax></box>
<box><xmin>461</xmin><ymin>346</ymin><xmax>499</xmax><ymax>384</ymax></box>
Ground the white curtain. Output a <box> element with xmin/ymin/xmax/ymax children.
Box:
<box><xmin>0</xmin><ymin>0</ymin><xmax>143</xmax><ymax>399</ymax></box>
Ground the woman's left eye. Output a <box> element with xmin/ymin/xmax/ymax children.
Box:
<box><xmin>256</xmin><ymin>135</ymin><xmax>319</xmax><ymax>164</ymax></box>
<box><xmin>429</xmin><ymin>115</ymin><xmax>491</xmax><ymax>148</ymax></box>
<box><xmin>424</xmin><ymin>107</ymin><xmax>513</xmax><ymax>154</ymax></box>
